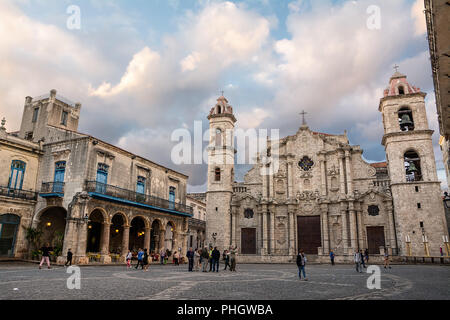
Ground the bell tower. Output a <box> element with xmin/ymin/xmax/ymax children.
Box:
<box><xmin>205</xmin><ymin>95</ymin><xmax>236</xmax><ymax>250</ymax></box>
<box><xmin>380</xmin><ymin>70</ymin><xmax>448</xmax><ymax>256</ymax></box>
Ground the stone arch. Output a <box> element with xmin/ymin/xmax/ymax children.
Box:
<box><xmin>86</xmin><ymin>208</ymin><xmax>107</xmax><ymax>253</ymax></box>
<box><xmin>36</xmin><ymin>206</ymin><xmax>67</xmax><ymax>250</ymax></box>
<box><xmin>129</xmin><ymin>214</ymin><xmax>150</xmax><ymax>229</ymax></box>
<box><xmin>109</xmin><ymin>212</ymin><xmax>127</xmax><ymax>254</ymax></box>
<box><xmin>89</xmin><ymin>207</ymin><xmax>110</xmax><ymax>224</ymax></box>
<box><xmin>111</xmin><ymin>211</ymin><xmax>129</xmax><ymax>227</ymax></box>
<box><xmin>150</xmin><ymin>218</ymin><xmax>162</xmax><ymax>254</ymax></box>
<box><xmin>165</xmin><ymin>221</ymin><xmax>176</xmax><ymax>252</ymax></box>
<box><xmin>129</xmin><ymin>216</ymin><xmax>147</xmax><ymax>251</ymax></box>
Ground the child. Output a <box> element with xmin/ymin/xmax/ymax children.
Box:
<box><xmin>126</xmin><ymin>250</ymin><xmax>132</xmax><ymax>269</ymax></box>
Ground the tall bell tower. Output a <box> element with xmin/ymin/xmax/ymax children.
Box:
<box><xmin>205</xmin><ymin>96</ymin><xmax>236</xmax><ymax>250</ymax></box>
<box><xmin>380</xmin><ymin>70</ymin><xmax>448</xmax><ymax>256</ymax></box>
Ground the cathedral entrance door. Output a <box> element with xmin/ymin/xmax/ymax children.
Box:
<box><xmin>366</xmin><ymin>226</ymin><xmax>385</xmax><ymax>254</ymax></box>
<box><xmin>297</xmin><ymin>216</ymin><xmax>321</xmax><ymax>254</ymax></box>
<box><xmin>241</xmin><ymin>228</ymin><xmax>256</xmax><ymax>254</ymax></box>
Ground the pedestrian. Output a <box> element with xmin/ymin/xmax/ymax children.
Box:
<box><xmin>364</xmin><ymin>248</ymin><xmax>369</xmax><ymax>263</ymax></box>
<box><xmin>354</xmin><ymin>250</ymin><xmax>362</xmax><ymax>273</ymax></box>
<box><xmin>143</xmin><ymin>249</ymin><xmax>149</xmax><ymax>272</ymax></box>
<box><xmin>329</xmin><ymin>250</ymin><xmax>335</xmax><ymax>266</ymax></box>
<box><xmin>440</xmin><ymin>246</ymin><xmax>444</xmax><ymax>257</ymax></box>
<box><xmin>229</xmin><ymin>246</ymin><xmax>237</xmax><ymax>272</ymax></box>
<box><xmin>383</xmin><ymin>248</ymin><xmax>391</xmax><ymax>269</ymax></box>
<box><xmin>135</xmin><ymin>248</ymin><xmax>144</xmax><ymax>269</ymax></box>
<box><xmin>223</xmin><ymin>250</ymin><xmax>231</xmax><ymax>270</ymax></box>
<box><xmin>173</xmin><ymin>251</ymin><xmax>179</xmax><ymax>266</ymax></box>
<box><xmin>211</xmin><ymin>247</ymin><xmax>220</xmax><ymax>272</ymax></box>
<box><xmin>64</xmin><ymin>248</ymin><xmax>73</xmax><ymax>267</ymax></box>
<box><xmin>194</xmin><ymin>249</ymin><xmax>200</xmax><ymax>271</ymax></box>
<box><xmin>208</xmin><ymin>246</ymin><xmax>213</xmax><ymax>272</ymax></box>
<box><xmin>360</xmin><ymin>250</ymin><xmax>366</xmax><ymax>268</ymax></box>
<box><xmin>126</xmin><ymin>250</ymin><xmax>133</xmax><ymax>269</ymax></box>
<box><xmin>186</xmin><ymin>248</ymin><xmax>194</xmax><ymax>272</ymax></box>
<box><xmin>165</xmin><ymin>249</ymin><xmax>170</xmax><ymax>264</ymax></box>
<box><xmin>160</xmin><ymin>248</ymin><xmax>165</xmax><ymax>265</ymax></box>
<box><xmin>201</xmin><ymin>247</ymin><xmax>209</xmax><ymax>272</ymax></box>
<box><xmin>296</xmin><ymin>249</ymin><xmax>307</xmax><ymax>280</ymax></box>
<box><xmin>39</xmin><ymin>243</ymin><xmax>52</xmax><ymax>269</ymax></box>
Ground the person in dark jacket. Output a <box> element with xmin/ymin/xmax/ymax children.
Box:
<box><xmin>296</xmin><ymin>249</ymin><xmax>307</xmax><ymax>280</ymax></box>
<box><xmin>143</xmin><ymin>249</ymin><xmax>149</xmax><ymax>272</ymax></box>
<box><xmin>211</xmin><ymin>247</ymin><xmax>221</xmax><ymax>272</ymax></box>
<box><xmin>223</xmin><ymin>250</ymin><xmax>231</xmax><ymax>270</ymax></box>
<box><xmin>186</xmin><ymin>248</ymin><xmax>194</xmax><ymax>272</ymax></box>
<box><xmin>39</xmin><ymin>243</ymin><xmax>53</xmax><ymax>269</ymax></box>
<box><xmin>64</xmin><ymin>248</ymin><xmax>73</xmax><ymax>267</ymax></box>
<box><xmin>329</xmin><ymin>250</ymin><xmax>335</xmax><ymax>266</ymax></box>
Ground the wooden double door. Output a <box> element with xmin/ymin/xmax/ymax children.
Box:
<box><xmin>241</xmin><ymin>228</ymin><xmax>257</xmax><ymax>254</ymax></box>
<box><xmin>367</xmin><ymin>226</ymin><xmax>385</xmax><ymax>254</ymax></box>
<box><xmin>297</xmin><ymin>216</ymin><xmax>321</xmax><ymax>254</ymax></box>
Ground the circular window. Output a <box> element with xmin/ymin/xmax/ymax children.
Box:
<box><xmin>298</xmin><ymin>156</ymin><xmax>314</xmax><ymax>171</ymax></box>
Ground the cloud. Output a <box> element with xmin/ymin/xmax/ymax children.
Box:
<box><xmin>411</xmin><ymin>0</ymin><xmax>427</xmax><ymax>36</ymax></box>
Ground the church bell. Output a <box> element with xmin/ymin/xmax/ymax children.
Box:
<box><xmin>407</xmin><ymin>161</ymin><xmax>418</xmax><ymax>173</ymax></box>
<box><xmin>400</xmin><ymin>114</ymin><xmax>413</xmax><ymax>127</ymax></box>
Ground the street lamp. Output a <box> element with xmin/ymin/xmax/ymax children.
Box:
<box><xmin>444</xmin><ymin>192</ymin><xmax>450</xmax><ymax>209</ymax></box>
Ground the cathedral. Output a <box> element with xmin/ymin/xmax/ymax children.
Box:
<box><xmin>205</xmin><ymin>71</ymin><xmax>450</xmax><ymax>263</ymax></box>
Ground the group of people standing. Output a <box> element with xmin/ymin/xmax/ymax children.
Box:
<box><xmin>186</xmin><ymin>246</ymin><xmax>238</xmax><ymax>272</ymax></box>
<box><xmin>127</xmin><ymin>248</ymin><xmax>150</xmax><ymax>271</ymax></box>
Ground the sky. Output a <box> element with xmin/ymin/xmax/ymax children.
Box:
<box><xmin>0</xmin><ymin>0</ymin><xmax>446</xmax><ymax>192</ymax></box>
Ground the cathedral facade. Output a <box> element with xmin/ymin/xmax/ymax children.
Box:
<box><xmin>206</xmin><ymin>71</ymin><xmax>450</xmax><ymax>263</ymax></box>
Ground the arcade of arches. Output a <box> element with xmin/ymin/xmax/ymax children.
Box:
<box><xmin>31</xmin><ymin>201</ymin><xmax>188</xmax><ymax>264</ymax></box>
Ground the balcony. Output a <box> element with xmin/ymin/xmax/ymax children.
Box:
<box><xmin>188</xmin><ymin>217</ymin><xmax>206</xmax><ymax>229</ymax></box>
<box><xmin>84</xmin><ymin>181</ymin><xmax>193</xmax><ymax>217</ymax></box>
<box><xmin>0</xmin><ymin>186</ymin><xmax>37</xmax><ymax>201</ymax></box>
<box><xmin>40</xmin><ymin>182</ymin><xmax>65</xmax><ymax>197</ymax></box>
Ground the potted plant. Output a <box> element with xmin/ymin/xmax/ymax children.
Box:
<box><xmin>24</xmin><ymin>227</ymin><xmax>43</xmax><ymax>261</ymax></box>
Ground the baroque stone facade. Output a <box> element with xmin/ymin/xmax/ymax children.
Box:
<box><xmin>0</xmin><ymin>90</ymin><xmax>193</xmax><ymax>264</ymax></box>
<box><xmin>205</xmin><ymin>72</ymin><xmax>450</xmax><ymax>262</ymax></box>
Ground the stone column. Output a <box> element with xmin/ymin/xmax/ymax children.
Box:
<box><xmin>230</xmin><ymin>208</ymin><xmax>235</xmax><ymax>247</ymax></box>
<box><xmin>100</xmin><ymin>222</ymin><xmax>110</xmax><ymax>255</ymax></box>
<box><xmin>287</xmin><ymin>161</ymin><xmax>293</xmax><ymax>198</ymax></box>
<box><xmin>348</xmin><ymin>206</ymin><xmax>357</xmax><ymax>252</ymax></box>
<box><xmin>341</xmin><ymin>205</ymin><xmax>348</xmax><ymax>254</ymax></box>
<box><xmin>270</xmin><ymin>210</ymin><xmax>275</xmax><ymax>254</ymax></box>
<box><xmin>338</xmin><ymin>153</ymin><xmax>346</xmax><ymax>197</ymax></box>
<box><xmin>144</xmin><ymin>227</ymin><xmax>151</xmax><ymax>251</ymax></box>
<box><xmin>385</xmin><ymin>200</ymin><xmax>397</xmax><ymax>253</ymax></box>
<box><xmin>344</xmin><ymin>150</ymin><xmax>353</xmax><ymax>196</ymax></box>
<box><xmin>288</xmin><ymin>211</ymin><xmax>296</xmax><ymax>255</ymax></box>
<box><xmin>321</xmin><ymin>204</ymin><xmax>330</xmax><ymax>254</ymax></box>
<box><xmin>356</xmin><ymin>209</ymin><xmax>365</xmax><ymax>250</ymax></box>
<box><xmin>76</xmin><ymin>222</ymin><xmax>89</xmax><ymax>264</ymax></box>
<box><xmin>121</xmin><ymin>225</ymin><xmax>130</xmax><ymax>257</ymax></box>
<box><xmin>262</xmin><ymin>165</ymin><xmax>268</xmax><ymax>199</ymax></box>
<box><xmin>319</xmin><ymin>154</ymin><xmax>327</xmax><ymax>197</ymax></box>
<box><xmin>269</xmin><ymin>166</ymin><xmax>274</xmax><ymax>198</ymax></box>
<box><xmin>262</xmin><ymin>208</ymin><xmax>268</xmax><ymax>255</ymax></box>
<box><xmin>159</xmin><ymin>228</ymin><xmax>166</xmax><ymax>252</ymax></box>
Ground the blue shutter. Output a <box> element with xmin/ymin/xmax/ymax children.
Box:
<box><xmin>8</xmin><ymin>161</ymin><xmax>26</xmax><ymax>190</ymax></box>
<box><xmin>53</xmin><ymin>161</ymin><xmax>66</xmax><ymax>193</ymax></box>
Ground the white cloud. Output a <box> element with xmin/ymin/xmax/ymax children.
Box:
<box><xmin>236</xmin><ymin>108</ymin><xmax>271</xmax><ymax>129</ymax></box>
<box><xmin>411</xmin><ymin>0</ymin><xmax>427</xmax><ymax>36</ymax></box>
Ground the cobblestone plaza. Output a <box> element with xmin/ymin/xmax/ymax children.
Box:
<box><xmin>0</xmin><ymin>262</ymin><xmax>448</xmax><ymax>300</ymax></box>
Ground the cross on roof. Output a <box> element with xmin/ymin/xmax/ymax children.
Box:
<box><xmin>394</xmin><ymin>64</ymin><xmax>399</xmax><ymax>73</ymax></box>
<box><xmin>300</xmin><ymin>110</ymin><xmax>307</xmax><ymax>125</ymax></box>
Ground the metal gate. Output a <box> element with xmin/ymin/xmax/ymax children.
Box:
<box><xmin>297</xmin><ymin>216</ymin><xmax>321</xmax><ymax>254</ymax></box>
<box><xmin>241</xmin><ymin>228</ymin><xmax>256</xmax><ymax>254</ymax></box>
<box><xmin>366</xmin><ymin>226</ymin><xmax>385</xmax><ymax>254</ymax></box>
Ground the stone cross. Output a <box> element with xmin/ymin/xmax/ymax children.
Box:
<box><xmin>394</xmin><ymin>64</ymin><xmax>399</xmax><ymax>72</ymax></box>
<box><xmin>0</xmin><ymin>117</ymin><xmax>5</xmax><ymax>130</ymax></box>
<box><xmin>300</xmin><ymin>110</ymin><xmax>307</xmax><ymax>125</ymax></box>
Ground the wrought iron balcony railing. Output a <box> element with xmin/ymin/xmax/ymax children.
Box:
<box><xmin>40</xmin><ymin>182</ymin><xmax>65</xmax><ymax>195</ymax></box>
<box><xmin>188</xmin><ymin>217</ymin><xmax>206</xmax><ymax>228</ymax></box>
<box><xmin>84</xmin><ymin>181</ymin><xmax>193</xmax><ymax>216</ymax></box>
<box><xmin>0</xmin><ymin>186</ymin><xmax>38</xmax><ymax>201</ymax></box>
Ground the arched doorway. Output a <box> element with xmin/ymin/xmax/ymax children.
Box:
<box><xmin>0</xmin><ymin>214</ymin><xmax>21</xmax><ymax>257</ymax></box>
<box><xmin>150</xmin><ymin>219</ymin><xmax>161</xmax><ymax>254</ymax></box>
<box><xmin>129</xmin><ymin>217</ymin><xmax>146</xmax><ymax>251</ymax></box>
<box><xmin>165</xmin><ymin>222</ymin><xmax>175</xmax><ymax>251</ymax></box>
<box><xmin>109</xmin><ymin>214</ymin><xmax>125</xmax><ymax>255</ymax></box>
<box><xmin>37</xmin><ymin>207</ymin><xmax>67</xmax><ymax>257</ymax></box>
<box><xmin>86</xmin><ymin>209</ymin><xmax>104</xmax><ymax>253</ymax></box>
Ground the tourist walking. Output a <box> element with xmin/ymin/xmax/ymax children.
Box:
<box><xmin>329</xmin><ymin>250</ymin><xmax>335</xmax><ymax>266</ymax></box>
<box><xmin>223</xmin><ymin>250</ymin><xmax>231</xmax><ymax>270</ymax></box>
<box><xmin>64</xmin><ymin>248</ymin><xmax>73</xmax><ymax>267</ymax></box>
<box><xmin>194</xmin><ymin>249</ymin><xmax>201</xmax><ymax>271</ymax></box>
<box><xmin>360</xmin><ymin>250</ymin><xmax>366</xmax><ymax>268</ymax></box>
<box><xmin>383</xmin><ymin>248</ymin><xmax>391</xmax><ymax>269</ymax></box>
<box><xmin>126</xmin><ymin>250</ymin><xmax>133</xmax><ymax>268</ymax></box>
<box><xmin>160</xmin><ymin>248</ymin><xmax>165</xmax><ymax>265</ymax></box>
<box><xmin>39</xmin><ymin>243</ymin><xmax>53</xmax><ymax>269</ymax></box>
<box><xmin>201</xmin><ymin>247</ymin><xmax>209</xmax><ymax>272</ymax></box>
<box><xmin>143</xmin><ymin>249</ymin><xmax>149</xmax><ymax>271</ymax></box>
<box><xmin>186</xmin><ymin>248</ymin><xmax>194</xmax><ymax>272</ymax></box>
<box><xmin>229</xmin><ymin>246</ymin><xmax>237</xmax><ymax>272</ymax></box>
<box><xmin>296</xmin><ymin>249</ymin><xmax>307</xmax><ymax>280</ymax></box>
<box><xmin>208</xmin><ymin>246</ymin><xmax>213</xmax><ymax>272</ymax></box>
<box><xmin>440</xmin><ymin>246</ymin><xmax>444</xmax><ymax>257</ymax></box>
<box><xmin>364</xmin><ymin>248</ymin><xmax>369</xmax><ymax>263</ymax></box>
<box><xmin>173</xmin><ymin>251</ymin><xmax>179</xmax><ymax>266</ymax></box>
<box><xmin>211</xmin><ymin>247</ymin><xmax>220</xmax><ymax>272</ymax></box>
<box><xmin>354</xmin><ymin>250</ymin><xmax>362</xmax><ymax>273</ymax></box>
<box><xmin>135</xmin><ymin>248</ymin><xmax>144</xmax><ymax>269</ymax></box>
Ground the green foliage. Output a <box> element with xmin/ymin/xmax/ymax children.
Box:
<box><xmin>24</xmin><ymin>226</ymin><xmax>43</xmax><ymax>251</ymax></box>
<box><xmin>52</xmin><ymin>231</ymin><xmax>64</xmax><ymax>257</ymax></box>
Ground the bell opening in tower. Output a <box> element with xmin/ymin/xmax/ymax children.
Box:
<box><xmin>404</xmin><ymin>150</ymin><xmax>422</xmax><ymax>182</ymax></box>
<box><xmin>398</xmin><ymin>107</ymin><xmax>414</xmax><ymax>132</ymax></box>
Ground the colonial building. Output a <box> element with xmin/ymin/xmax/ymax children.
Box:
<box><xmin>0</xmin><ymin>90</ymin><xmax>193</xmax><ymax>264</ymax></box>
<box><xmin>186</xmin><ymin>194</ymin><xmax>206</xmax><ymax>250</ymax></box>
<box><xmin>205</xmin><ymin>71</ymin><xmax>450</xmax><ymax>262</ymax></box>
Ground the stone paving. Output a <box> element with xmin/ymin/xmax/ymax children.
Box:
<box><xmin>0</xmin><ymin>262</ymin><xmax>448</xmax><ymax>300</ymax></box>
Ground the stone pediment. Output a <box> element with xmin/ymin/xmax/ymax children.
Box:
<box><xmin>355</xmin><ymin>188</ymin><xmax>392</xmax><ymax>201</ymax></box>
